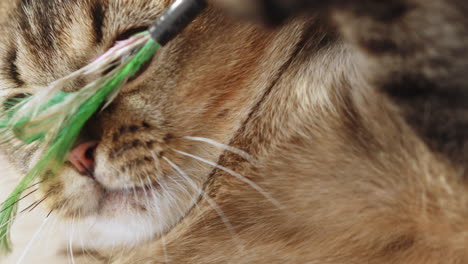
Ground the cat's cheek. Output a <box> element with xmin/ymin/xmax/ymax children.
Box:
<box><xmin>93</xmin><ymin>148</ymin><xmax>146</xmax><ymax>190</ymax></box>
<box><xmin>41</xmin><ymin>168</ymin><xmax>102</xmax><ymax>218</ymax></box>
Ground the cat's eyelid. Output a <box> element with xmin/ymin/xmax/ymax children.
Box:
<box><xmin>114</xmin><ymin>26</ymin><xmax>149</xmax><ymax>43</ymax></box>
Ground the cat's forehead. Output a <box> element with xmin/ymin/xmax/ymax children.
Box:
<box><xmin>0</xmin><ymin>0</ymin><xmax>168</xmax><ymax>87</ymax></box>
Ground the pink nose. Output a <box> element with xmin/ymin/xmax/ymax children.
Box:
<box><xmin>67</xmin><ymin>141</ymin><xmax>98</xmax><ymax>175</ymax></box>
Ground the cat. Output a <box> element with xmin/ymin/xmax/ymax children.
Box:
<box><xmin>0</xmin><ymin>0</ymin><xmax>467</xmax><ymax>263</ymax></box>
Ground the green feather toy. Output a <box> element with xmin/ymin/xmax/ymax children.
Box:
<box><xmin>0</xmin><ymin>0</ymin><xmax>206</xmax><ymax>253</ymax></box>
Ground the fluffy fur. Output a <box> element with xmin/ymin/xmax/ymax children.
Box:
<box><xmin>0</xmin><ymin>0</ymin><xmax>467</xmax><ymax>263</ymax></box>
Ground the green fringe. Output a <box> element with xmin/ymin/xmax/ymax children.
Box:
<box><xmin>0</xmin><ymin>38</ymin><xmax>159</xmax><ymax>254</ymax></box>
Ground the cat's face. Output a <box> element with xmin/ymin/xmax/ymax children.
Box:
<box><xmin>0</xmin><ymin>0</ymin><xmax>278</xmax><ymax>248</ymax></box>
<box><xmin>3</xmin><ymin>0</ymin><xmax>467</xmax><ymax>262</ymax></box>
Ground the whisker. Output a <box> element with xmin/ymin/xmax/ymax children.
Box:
<box><xmin>0</xmin><ymin>193</ymin><xmax>44</xmax><ymax>231</ymax></box>
<box><xmin>160</xmin><ymin>234</ymin><xmax>170</xmax><ymax>264</ymax></box>
<box><xmin>41</xmin><ymin>211</ymin><xmax>58</xmax><ymax>259</ymax></box>
<box><xmin>173</xmin><ymin>149</ymin><xmax>285</xmax><ymax>211</ymax></box>
<box><xmin>150</xmin><ymin>152</ymin><xmax>163</xmax><ymax>176</ymax></box>
<box><xmin>0</xmin><ymin>189</ymin><xmax>38</xmax><ymax>215</ymax></box>
<box><xmin>76</xmin><ymin>210</ymin><xmax>89</xmax><ymax>261</ymax></box>
<box><xmin>162</xmin><ymin>156</ymin><xmax>245</xmax><ymax>252</ymax></box>
<box><xmin>22</xmin><ymin>179</ymin><xmax>47</xmax><ymax>192</ymax></box>
<box><xmin>46</xmin><ymin>209</ymin><xmax>53</xmax><ymax>218</ymax></box>
<box><xmin>144</xmin><ymin>179</ymin><xmax>174</xmax><ymax>259</ymax></box>
<box><xmin>68</xmin><ymin>215</ymin><xmax>76</xmax><ymax>264</ymax></box>
<box><xmin>19</xmin><ymin>200</ymin><xmax>40</xmax><ymax>215</ymax></box>
<box><xmin>15</xmin><ymin>212</ymin><xmax>51</xmax><ymax>264</ymax></box>
<box><xmin>182</xmin><ymin>136</ymin><xmax>256</xmax><ymax>165</ymax></box>
<box><xmin>0</xmin><ymin>178</ymin><xmax>48</xmax><ymax>213</ymax></box>
<box><xmin>148</xmin><ymin>153</ymin><xmax>186</xmax><ymax>218</ymax></box>
<box><xmin>137</xmin><ymin>172</ymin><xmax>155</xmax><ymax>221</ymax></box>
<box><xmin>20</xmin><ymin>195</ymin><xmax>49</xmax><ymax>214</ymax></box>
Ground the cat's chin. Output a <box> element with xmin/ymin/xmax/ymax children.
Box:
<box><xmin>42</xmin><ymin>167</ymin><xmax>201</xmax><ymax>250</ymax></box>
<box><xmin>95</xmin><ymin>182</ymin><xmax>164</xmax><ymax>217</ymax></box>
<box><xmin>59</xmin><ymin>211</ymin><xmax>163</xmax><ymax>250</ymax></box>
<box><xmin>51</xmin><ymin>184</ymin><xmax>179</xmax><ymax>250</ymax></box>
<box><xmin>34</xmin><ymin>142</ymin><xmax>216</xmax><ymax>250</ymax></box>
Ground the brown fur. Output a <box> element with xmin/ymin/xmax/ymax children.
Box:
<box><xmin>0</xmin><ymin>0</ymin><xmax>467</xmax><ymax>263</ymax></box>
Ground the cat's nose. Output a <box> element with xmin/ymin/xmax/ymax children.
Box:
<box><xmin>67</xmin><ymin>141</ymin><xmax>98</xmax><ymax>177</ymax></box>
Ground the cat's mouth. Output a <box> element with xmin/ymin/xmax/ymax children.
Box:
<box><xmin>62</xmin><ymin>143</ymin><xmax>164</xmax><ymax>219</ymax></box>
<box><xmin>98</xmin><ymin>182</ymin><xmax>161</xmax><ymax>210</ymax></box>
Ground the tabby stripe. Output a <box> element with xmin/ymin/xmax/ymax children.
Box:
<box><xmin>5</xmin><ymin>48</ymin><xmax>25</xmax><ymax>87</ymax></box>
<box><xmin>91</xmin><ymin>2</ymin><xmax>105</xmax><ymax>45</ymax></box>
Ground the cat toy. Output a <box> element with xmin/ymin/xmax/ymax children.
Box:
<box><xmin>0</xmin><ymin>0</ymin><xmax>207</xmax><ymax>253</ymax></box>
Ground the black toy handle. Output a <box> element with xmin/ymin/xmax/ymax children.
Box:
<box><xmin>149</xmin><ymin>0</ymin><xmax>207</xmax><ymax>46</ymax></box>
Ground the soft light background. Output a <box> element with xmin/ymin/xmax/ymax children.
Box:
<box><xmin>0</xmin><ymin>154</ymin><xmax>67</xmax><ymax>264</ymax></box>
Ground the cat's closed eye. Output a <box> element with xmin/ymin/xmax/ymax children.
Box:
<box><xmin>115</xmin><ymin>27</ymin><xmax>148</xmax><ymax>42</ymax></box>
<box><xmin>102</xmin><ymin>26</ymin><xmax>153</xmax><ymax>79</ymax></box>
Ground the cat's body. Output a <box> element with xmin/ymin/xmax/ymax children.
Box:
<box><xmin>0</xmin><ymin>0</ymin><xmax>467</xmax><ymax>263</ymax></box>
